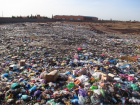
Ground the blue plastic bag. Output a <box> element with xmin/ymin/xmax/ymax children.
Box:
<box><xmin>2</xmin><ymin>73</ymin><xmax>8</xmax><ymax>77</ymax></box>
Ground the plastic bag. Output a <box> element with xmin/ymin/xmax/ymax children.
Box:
<box><xmin>93</xmin><ymin>89</ymin><xmax>101</xmax><ymax>95</ymax></box>
<box><xmin>79</xmin><ymin>89</ymin><xmax>87</xmax><ymax>97</ymax></box>
<box><xmin>71</xmin><ymin>99</ymin><xmax>79</xmax><ymax>104</ymax></box>
<box><xmin>67</xmin><ymin>83</ymin><xmax>75</xmax><ymax>90</ymax></box>
<box><xmin>78</xmin><ymin>94</ymin><xmax>86</xmax><ymax>105</ymax></box>
<box><xmin>131</xmin><ymin>84</ymin><xmax>139</xmax><ymax>91</ymax></box>
<box><xmin>92</xmin><ymin>72</ymin><xmax>102</xmax><ymax>79</ymax></box>
<box><xmin>34</xmin><ymin>90</ymin><xmax>41</xmax><ymax>97</ymax></box>
<box><xmin>2</xmin><ymin>73</ymin><xmax>8</xmax><ymax>78</ymax></box>
<box><xmin>76</xmin><ymin>75</ymin><xmax>89</xmax><ymax>83</ymax></box>
<box><xmin>21</xmin><ymin>95</ymin><xmax>28</xmax><ymax>100</ymax></box>
<box><xmin>114</xmin><ymin>77</ymin><xmax>123</xmax><ymax>82</ymax></box>
<box><xmin>46</xmin><ymin>99</ymin><xmax>56</xmax><ymax>105</ymax></box>
<box><xmin>90</xmin><ymin>95</ymin><xmax>100</xmax><ymax>104</ymax></box>
<box><xmin>127</xmin><ymin>76</ymin><xmax>135</xmax><ymax>81</ymax></box>
<box><xmin>11</xmin><ymin>83</ymin><xmax>19</xmax><ymax>89</ymax></box>
<box><xmin>100</xmin><ymin>89</ymin><xmax>105</xmax><ymax>97</ymax></box>
<box><xmin>90</xmin><ymin>86</ymin><xmax>98</xmax><ymax>91</ymax></box>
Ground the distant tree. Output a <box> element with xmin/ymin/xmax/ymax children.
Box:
<box><xmin>12</xmin><ymin>16</ymin><xmax>16</xmax><ymax>18</ymax></box>
<box><xmin>20</xmin><ymin>16</ymin><xmax>22</xmax><ymax>18</ymax></box>
<box><xmin>43</xmin><ymin>16</ymin><xmax>48</xmax><ymax>19</ymax></box>
<box><xmin>27</xmin><ymin>15</ymin><xmax>29</xmax><ymax>18</ymax></box>
<box><xmin>32</xmin><ymin>15</ymin><xmax>34</xmax><ymax>18</ymax></box>
<box><xmin>52</xmin><ymin>14</ymin><xmax>54</xmax><ymax>19</ymax></box>
<box><xmin>34</xmin><ymin>15</ymin><xmax>37</xmax><ymax>19</ymax></box>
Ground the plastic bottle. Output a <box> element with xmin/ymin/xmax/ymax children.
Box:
<box><xmin>112</xmin><ymin>97</ymin><xmax>117</xmax><ymax>103</ymax></box>
<box><xmin>29</xmin><ymin>86</ymin><xmax>37</xmax><ymax>93</ymax></box>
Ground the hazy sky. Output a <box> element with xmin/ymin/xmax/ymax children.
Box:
<box><xmin>0</xmin><ymin>0</ymin><xmax>140</xmax><ymax>21</ymax></box>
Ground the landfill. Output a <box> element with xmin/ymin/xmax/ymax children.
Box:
<box><xmin>0</xmin><ymin>22</ymin><xmax>140</xmax><ymax>105</ymax></box>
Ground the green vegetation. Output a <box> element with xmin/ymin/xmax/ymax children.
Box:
<box><xmin>11</xmin><ymin>14</ymin><xmax>50</xmax><ymax>19</ymax></box>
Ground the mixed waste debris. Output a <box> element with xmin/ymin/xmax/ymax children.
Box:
<box><xmin>0</xmin><ymin>22</ymin><xmax>140</xmax><ymax>104</ymax></box>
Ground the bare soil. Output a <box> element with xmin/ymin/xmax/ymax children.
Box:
<box><xmin>62</xmin><ymin>21</ymin><xmax>140</xmax><ymax>35</ymax></box>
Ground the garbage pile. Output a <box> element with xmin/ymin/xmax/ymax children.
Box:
<box><xmin>0</xmin><ymin>22</ymin><xmax>140</xmax><ymax>105</ymax></box>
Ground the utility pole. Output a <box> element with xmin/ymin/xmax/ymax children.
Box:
<box><xmin>2</xmin><ymin>11</ymin><xmax>3</xmax><ymax>17</ymax></box>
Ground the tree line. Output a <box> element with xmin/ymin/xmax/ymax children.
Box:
<box><xmin>11</xmin><ymin>14</ymin><xmax>49</xmax><ymax>19</ymax></box>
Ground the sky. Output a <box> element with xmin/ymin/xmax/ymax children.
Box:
<box><xmin>0</xmin><ymin>0</ymin><xmax>140</xmax><ymax>21</ymax></box>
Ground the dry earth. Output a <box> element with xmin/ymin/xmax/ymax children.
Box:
<box><xmin>61</xmin><ymin>21</ymin><xmax>140</xmax><ymax>35</ymax></box>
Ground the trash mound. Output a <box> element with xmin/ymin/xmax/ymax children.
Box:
<box><xmin>0</xmin><ymin>22</ymin><xmax>140</xmax><ymax>104</ymax></box>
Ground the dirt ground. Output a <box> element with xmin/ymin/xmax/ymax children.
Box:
<box><xmin>61</xmin><ymin>21</ymin><xmax>140</xmax><ymax>35</ymax></box>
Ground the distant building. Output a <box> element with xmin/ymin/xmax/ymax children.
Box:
<box><xmin>54</xmin><ymin>15</ymin><xmax>98</xmax><ymax>21</ymax></box>
<box><xmin>37</xmin><ymin>15</ymin><xmax>40</xmax><ymax>19</ymax></box>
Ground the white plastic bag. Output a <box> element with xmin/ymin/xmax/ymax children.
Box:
<box><xmin>92</xmin><ymin>72</ymin><xmax>102</xmax><ymax>78</ymax></box>
<box><xmin>78</xmin><ymin>94</ymin><xmax>87</xmax><ymax>105</ymax></box>
<box><xmin>76</xmin><ymin>75</ymin><xmax>89</xmax><ymax>83</ymax></box>
<box><xmin>114</xmin><ymin>77</ymin><xmax>123</xmax><ymax>82</ymax></box>
<box><xmin>94</xmin><ymin>89</ymin><xmax>101</xmax><ymax>95</ymax></box>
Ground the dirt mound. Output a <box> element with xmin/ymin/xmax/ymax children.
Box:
<box><xmin>63</xmin><ymin>21</ymin><xmax>140</xmax><ymax>35</ymax></box>
<box><xmin>110</xmin><ymin>29</ymin><xmax>140</xmax><ymax>34</ymax></box>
